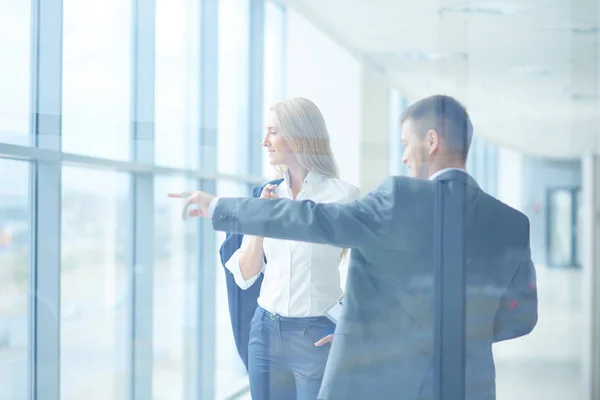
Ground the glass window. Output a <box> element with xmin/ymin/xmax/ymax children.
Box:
<box><xmin>389</xmin><ymin>90</ymin><xmax>408</xmax><ymax>176</ymax></box>
<box><xmin>155</xmin><ymin>0</ymin><xmax>200</xmax><ymax>168</ymax></box>
<box><xmin>548</xmin><ymin>188</ymin><xmax>575</xmax><ymax>266</ymax></box>
<box><xmin>262</xmin><ymin>1</ymin><xmax>286</xmax><ymax>178</ymax></box>
<box><xmin>488</xmin><ymin>145</ymin><xmax>498</xmax><ymax>197</ymax></box>
<box><xmin>214</xmin><ymin>180</ymin><xmax>251</xmax><ymax>398</ymax></box>
<box><xmin>218</xmin><ymin>0</ymin><xmax>250</xmax><ymax>175</ymax></box>
<box><xmin>153</xmin><ymin>176</ymin><xmax>199</xmax><ymax>399</ymax></box>
<box><xmin>62</xmin><ymin>0</ymin><xmax>131</xmax><ymax>160</ymax></box>
<box><xmin>0</xmin><ymin>1</ymin><xmax>31</xmax><ymax>146</ymax></box>
<box><xmin>0</xmin><ymin>159</ymin><xmax>29</xmax><ymax>399</ymax></box>
<box><xmin>60</xmin><ymin>166</ymin><xmax>129</xmax><ymax>400</ymax></box>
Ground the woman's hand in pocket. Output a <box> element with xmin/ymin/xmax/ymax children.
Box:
<box><xmin>314</xmin><ymin>334</ymin><xmax>334</xmax><ymax>347</ymax></box>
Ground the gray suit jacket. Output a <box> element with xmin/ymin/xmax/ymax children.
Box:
<box><xmin>211</xmin><ymin>170</ymin><xmax>538</xmax><ymax>400</ymax></box>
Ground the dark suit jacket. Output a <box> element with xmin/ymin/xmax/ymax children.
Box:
<box><xmin>211</xmin><ymin>170</ymin><xmax>538</xmax><ymax>399</ymax></box>
<box><xmin>218</xmin><ymin>178</ymin><xmax>283</xmax><ymax>370</ymax></box>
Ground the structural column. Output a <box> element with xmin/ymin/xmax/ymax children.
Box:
<box><xmin>195</xmin><ymin>0</ymin><xmax>218</xmax><ymax>398</ymax></box>
<box><xmin>572</xmin><ymin>0</ymin><xmax>599</xmax><ymax>395</ymax></box>
<box><xmin>581</xmin><ymin>155</ymin><xmax>600</xmax><ymax>400</ymax></box>
<box><xmin>128</xmin><ymin>0</ymin><xmax>156</xmax><ymax>398</ymax></box>
<box><xmin>29</xmin><ymin>0</ymin><xmax>63</xmax><ymax>399</ymax></box>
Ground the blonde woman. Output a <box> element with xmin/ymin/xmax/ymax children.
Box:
<box><xmin>226</xmin><ymin>97</ymin><xmax>359</xmax><ymax>400</ymax></box>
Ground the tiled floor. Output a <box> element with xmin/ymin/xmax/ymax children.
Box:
<box><xmin>494</xmin><ymin>264</ymin><xmax>584</xmax><ymax>400</ymax></box>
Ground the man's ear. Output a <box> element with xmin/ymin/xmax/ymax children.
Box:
<box><xmin>427</xmin><ymin>129</ymin><xmax>440</xmax><ymax>155</ymax></box>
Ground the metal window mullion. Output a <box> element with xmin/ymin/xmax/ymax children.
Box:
<box><xmin>29</xmin><ymin>0</ymin><xmax>63</xmax><ymax>399</ymax></box>
<box><xmin>571</xmin><ymin>188</ymin><xmax>578</xmax><ymax>267</ymax></box>
<box><xmin>248</xmin><ymin>0</ymin><xmax>265</xmax><ymax>177</ymax></box>
<box><xmin>0</xmin><ymin>142</ymin><xmax>265</xmax><ymax>184</ymax></box>
<box><xmin>128</xmin><ymin>0</ymin><xmax>155</xmax><ymax>399</ymax></box>
<box><xmin>128</xmin><ymin>173</ymin><xmax>154</xmax><ymax>400</ymax></box>
<box><xmin>195</xmin><ymin>0</ymin><xmax>218</xmax><ymax>398</ymax></box>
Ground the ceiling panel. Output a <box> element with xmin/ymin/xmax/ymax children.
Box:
<box><xmin>280</xmin><ymin>0</ymin><xmax>600</xmax><ymax>157</ymax></box>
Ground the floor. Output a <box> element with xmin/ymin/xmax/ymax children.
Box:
<box><xmin>494</xmin><ymin>264</ymin><xmax>584</xmax><ymax>400</ymax></box>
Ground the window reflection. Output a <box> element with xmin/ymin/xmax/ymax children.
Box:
<box><xmin>548</xmin><ymin>189</ymin><xmax>575</xmax><ymax>266</ymax></box>
<box><xmin>214</xmin><ymin>180</ymin><xmax>249</xmax><ymax>398</ymax></box>
<box><xmin>0</xmin><ymin>1</ymin><xmax>31</xmax><ymax>145</ymax></box>
<box><xmin>218</xmin><ymin>0</ymin><xmax>250</xmax><ymax>175</ymax></box>
<box><xmin>62</xmin><ymin>0</ymin><xmax>131</xmax><ymax>160</ymax></box>
<box><xmin>60</xmin><ymin>167</ymin><xmax>129</xmax><ymax>400</ymax></box>
<box><xmin>0</xmin><ymin>159</ymin><xmax>29</xmax><ymax>399</ymax></box>
<box><xmin>263</xmin><ymin>1</ymin><xmax>286</xmax><ymax>178</ymax></box>
<box><xmin>153</xmin><ymin>176</ymin><xmax>199</xmax><ymax>399</ymax></box>
<box><xmin>155</xmin><ymin>0</ymin><xmax>200</xmax><ymax>169</ymax></box>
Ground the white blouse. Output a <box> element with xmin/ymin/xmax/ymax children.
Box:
<box><xmin>225</xmin><ymin>171</ymin><xmax>361</xmax><ymax>317</ymax></box>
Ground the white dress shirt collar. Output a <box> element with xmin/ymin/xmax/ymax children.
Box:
<box><xmin>429</xmin><ymin>167</ymin><xmax>466</xmax><ymax>181</ymax></box>
<box><xmin>282</xmin><ymin>169</ymin><xmax>327</xmax><ymax>189</ymax></box>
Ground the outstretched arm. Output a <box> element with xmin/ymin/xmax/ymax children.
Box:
<box><xmin>212</xmin><ymin>178</ymin><xmax>396</xmax><ymax>249</ymax></box>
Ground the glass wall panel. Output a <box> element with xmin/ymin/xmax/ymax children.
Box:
<box><xmin>218</xmin><ymin>0</ymin><xmax>250</xmax><ymax>175</ymax></box>
<box><xmin>0</xmin><ymin>1</ymin><xmax>31</xmax><ymax>146</ymax></box>
<box><xmin>262</xmin><ymin>1</ymin><xmax>286</xmax><ymax>178</ymax></box>
<box><xmin>60</xmin><ymin>166</ymin><xmax>129</xmax><ymax>400</ymax></box>
<box><xmin>62</xmin><ymin>0</ymin><xmax>131</xmax><ymax>160</ymax></box>
<box><xmin>0</xmin><ymin>159</ymin><xmax>29</xmax><ymax>400</ymax></box>
<box><xmin>155</xmin><ymin>0</ymin><xmax>200</xmax><ymax>169</ymax></box>
<box><xmin>214</xmin><ymin>180</ymin><xmax>250</xmax><ymax>398</ymax></box>
<box><xmin>153</xmin><ymin>176</ymin><xmax>199</xmax><ymax>399</ymax></box>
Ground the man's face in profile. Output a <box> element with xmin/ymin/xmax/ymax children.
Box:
<box><xmin>401</xmin><ymin>119</ymin><xmax>429</xmax><ymax>179</ymax></box>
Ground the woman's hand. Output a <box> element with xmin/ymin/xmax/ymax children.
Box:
<box><xmin>314</xmin><ymin>334</ymin><xmax>334</xmax><ymax>347</ymax></box>
<box><xmin>260</xmin><ymin>184</ymin><xmax>278</xmax><ymax>199</ymax></box>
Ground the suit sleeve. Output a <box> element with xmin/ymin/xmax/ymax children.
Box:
<box><xmin>493</xmin><ymin>231</ymin><xmax>538</xmax><ymax>342</ymax></box>
<box><xmin>211</xmin><ymin>178</ymin><xmax>395</xmax><ymax>249</ymax></box>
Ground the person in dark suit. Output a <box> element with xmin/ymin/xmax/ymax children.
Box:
<box><xmin>171</xmin><ymin>95</ymin><xmax>538</xmax><ymax>399</ymax></box>
<box><xmin>218</xmin><ymin>178</ymin><xmax>283</xmax><ymax>370</ymax></box>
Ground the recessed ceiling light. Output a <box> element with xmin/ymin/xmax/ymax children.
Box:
<box><xmin>539</xmin><ymin>24</ymin><xmax>599</xmax><ymax>34</ymax></box>
<box><xmin>512</xmin><ymin>66</ymin><xmax>552</xmax><ymax>76</ymax></box>
<box><xmin>372</xmin><ymin>51</ymin><xmax>468</xmax><ymax>62</ymax></box>
<box><xmin>440</xmin><ymin>1</ymin><xmax>526</xmax><ymax>16</ymax></box>
<box><xmin>395</xmin><ymin>50</ymin><xmax>430</xmax><ymax>62</ymax></box>
<box><xmin>570</xmin><ymin>93</ymin><xmax>597</xmax><ymax>101</ymax></box>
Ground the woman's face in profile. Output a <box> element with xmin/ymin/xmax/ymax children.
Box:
<box><xmin>263</xmin><ymin>110</ymin><xmax>295</xmax><ymax>166</ymax></box>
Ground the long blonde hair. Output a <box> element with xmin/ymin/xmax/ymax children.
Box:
<box><xmin>269</xmin><ymin>97</ymin><xmax>349</xmax><ymax>261</ymax></box>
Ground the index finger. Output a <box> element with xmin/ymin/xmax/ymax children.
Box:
<box><xmin>168</xmin><ymin>191</ymin><xmax>190</xmax><ymax>198</ymax></box>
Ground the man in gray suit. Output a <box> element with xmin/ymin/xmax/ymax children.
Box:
<box><xmin>170</xmin><ymin>95</ymin><xmax>538</xmax><ymax>399</ymax></box>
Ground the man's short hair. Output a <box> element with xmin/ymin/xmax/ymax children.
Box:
<box><xmin>400</xmin><ymin>95</ymin><xmax>473</xmax><ymax>159</ymax></box>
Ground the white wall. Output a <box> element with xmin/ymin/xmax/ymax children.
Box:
<box><xmin>284</xmin><ymin>8</ymin><xmax>362</xmax><ymax>186</ymax></box>
<box><xmin>497</xmin><ymin>147</ymin><xmax>524</xmax><ymax>212</ymax></box>
<box><xmin>360</xmin><ymin>65</ymin><xmax>390</xmax><ymax>193</ymax></box>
